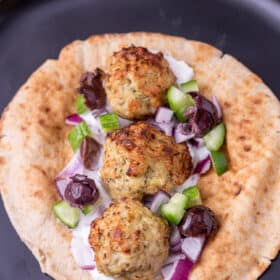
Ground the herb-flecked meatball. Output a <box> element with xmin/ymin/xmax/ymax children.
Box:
<box><xmin>104</xmin><ymin>46</ymin><xmax>176</xmax><ymax>119</ymax></box>
<box><xmin>89</xmin><ymin>198</ymin><xmax>170</xmax><ymax>280</ymax></box>
<box><xmin>100</xmin><ymin>122</ymin><xmax>192</xmax><ymax>200</ymax></box>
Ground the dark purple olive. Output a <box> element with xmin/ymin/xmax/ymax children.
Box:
<box><xmin>80</xmin><ymin>137</ymin><xmax>101</xmax><ymax>170</ymax></box>
<box><xmin>65</xmin><ymin>174</ymin><xmax>99</xmax><ymax>207</ymax></box>
<box><xmin>179</xmin><ymin>205</ymin><xmax>217</xmax><ymax>238</ymax></box>
<box><xmin>77</xmin><ymin>69</ymin><xmax>106</xmax><ymax>109</ymax></box>
<box><xmin>184</xmin><ymin>93</ymin><xmax>218</xmax><ymax>137</ymax></box>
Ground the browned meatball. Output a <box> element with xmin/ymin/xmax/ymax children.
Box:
<box><xmin>89</xmin><ymin>198</ymin><xmax>170</xmax><ymax>280</ymax></box>
<box><xmin>104</xmin><ymin>46</ymin><xmax>176</xmax><ymax>119</ymax></box>
<box><xmin>100</xmin><ymin>122</ymin><xmax>192</xmax><ymax>200</ymax></box>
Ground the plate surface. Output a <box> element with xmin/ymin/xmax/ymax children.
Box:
<box><xmin>0</xmin><ymin>0</ymin><xmax>279</xmax><ymax>279</ymax></box>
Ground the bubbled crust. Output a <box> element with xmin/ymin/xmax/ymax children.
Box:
<box><xmin>100</xmin><ymin>122</ymin><xmax>192</xmax><ymax>200</ymax></box>
<box><xmin>104</xmin><ymin>46</ymin><xmax>176</xmax><ymax>119</ymax></box>
<box><xmin>89</xmin><ymin>198</ymin><xmax>170</xmax><ymax>280</ymax></box>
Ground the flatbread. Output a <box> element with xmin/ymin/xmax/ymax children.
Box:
<box><xmin>0</xmin><ymin>33</ymin><xmax>279</xmax><ymax>280</ymax></box>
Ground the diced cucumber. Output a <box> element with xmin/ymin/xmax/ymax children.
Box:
<box><xmin>180</xmin><ymin>80</ymin><xmax>199</xmax><ymax>93</ymax></box>
<box><xmin>161</xmin><ymin>203</ymin><xmax>185</xmax><ymax>225</ymax></box>
<box><xmin>204</xmin><ymin>123</ymin><xmax>226</xmax><ymax>151</ymax></box>
<box><xmin>210</xmin><ymin>151</ymin><xmax>228</xmax><ymax>176</ymax></box>
<box><xmin>98</xmin><ymin>113</ymin><xmax>119</xmax><ymax>132</ymax></box>
<box><xmin>82</xmin><ymin>204</ymin><xmax>93</xmax><ymax>215</ymax></box>
<box><xmin>183</xmin><ymin>186</ymin><xmax>202</xmax><ymax>208</ymax></box>
<box><xmin>76</xmin><ymin>95</ymin><xmax>88</xmax><ymax>114</ymax></box>
<box><xmin>52</xmin><ymin>200</ymin><xmax>80</xmax><ymax>228</ymax></box>
<box><xmin>68</xmin><ymin>121</ymin><xmax>91</xmax><ymax>151</ymax></box>
<box><xmin>167</xmin><ymin>86</ymin><xmax>195</xmax><ymax>122</ymax></box>
<box><xmin>160</xmin><ymin>193</ymin><xmax>189</xmax><ymax>224</ymax></box>
<box><xmin>169</xmin><ymin>193</ymin><xmax>188</xmax><ymax>210</ymax></box>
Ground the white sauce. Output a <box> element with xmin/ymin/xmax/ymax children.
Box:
<box><xmin>71</xmin><ymin>52</ymin><xmax>196</xmax><ymax>280</ymax></box>
<box><xmin>71</xmin><ymin>170</ymin><xmax>114</xmax><ymax>280</ymax></box>
<box><xmin>80</xmin><ymin>112</ymin><xmax>106</xmax><ymax>145</ymax></box>
<box><xmin>164</xmin><ymin>54</ymin><xmax>194</xmax><ymax>84</ymax></box>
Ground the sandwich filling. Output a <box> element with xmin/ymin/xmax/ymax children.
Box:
<box><xmin>52</xmin><ymin>46</ymin><xmax>227</xmax><ymax>280</ymax></box>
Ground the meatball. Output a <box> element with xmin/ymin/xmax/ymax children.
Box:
<box><xmin>100</xmin><ymin>122</ymin><xmax>192</xmax><ymax>200</ymax></box>
<box><xmin>89</xmin><ymin>198</ymin><xmax>170</xmax><ymax>280</ymax></box>
<box><xmin>104</xmin><ymin>46</ymin><xmax>176</xmax><ymax>119</ymax></box>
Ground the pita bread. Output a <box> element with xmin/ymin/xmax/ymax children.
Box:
<box><xmin>0</xmin><ymin>33</ymin><xmax>279</xmax><ymax>280</ymax></box>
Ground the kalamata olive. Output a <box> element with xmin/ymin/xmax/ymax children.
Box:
<box><xmin>179</xmin><ymin>205</ymin><xmax>217</xmax><ymax>238</ymax></box>
<box><xmin>80</xmin><ymin>137</ymin><xmax>101</xmax><ymax>170</ymax></box>
<box><xmin>184</xmin><ymin>93</ymin><xmax>218</xmax><ymax>137</ymax></box>
<box><xmin>77</xmin><ymin>69</ymin><xmax>106</xmax><ymax>109</ymax></box>
<box><xmin>65</xmin><ymin>174</ymin><xmax>99</xmax><ymax>207</ymax></box>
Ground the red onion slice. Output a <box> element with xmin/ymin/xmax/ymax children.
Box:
<box><xmin>188</xmin><ymin>138</ymin><xmax>204</xmax><ymax>148</ymax></box>
<box><xmin>146</xmin><ymin>190</ymin><xmax>170</xmax><ymax>214</ymax></box>
<box><xmin>55</xmin><ymin>178</ymin><xmax>71</xmax><ymax>199</ymax></box>
<box><xmin>212</xmin><ymin>96</ymin><xmax>222</xmax><ymax>120</ymax></box>
<box><xmin>148</xmin><ymin>120</ymin><xmax>175</xmax><ymax>136</ymax></box>
<box><xmin>57</xmin><ymin>151</ymin><xmax>83</xmax><ymax>179</ymax></box>
<box><xmin>158</xmin><ymin>122</ymin><xmax>175</xmax><ymax>136</ymax></box>
<box><xmin>193</xmin><ymin>155</ymin><xmax>211</xmax><ymax>175</ymax></box>
<box><xmin>164</xmin><ymin>253</ymin><xmax>185</xmax><ymax>266</ymax></box>
<box><xmin>71</xmin><ymin>237</ymin><xmax>95</xmax><ymax>270</ymax></box>
<box><xmin>155</xmin><ymin>107</ymin><xmax>174</xmax><ymax>123</ymax></box>
<box><xmin>170</xmin><ymin>258</ymin><xmax>193</xmax><ymax>280</ymax></box>
<box><xmin>170</xmin><ymin>241</ymin><xmax>182</xmax><ymax>254</ymax></box>
<box><xmin>148</xmin><ymin>107</ymin><xmax>177</xmax><ymax>137</ymax></box>
<box><xmin>161</xmin><ymin>263</ymin><xmax>174</xmax><ymax>279</ymax></box>
<box><xmin>174</xmin><ymin>132</ymin><xmax>194</xmax><ymax>144</ymax></box>
<box><xmin>71</xmin><ymin>203</ymin><xmax>109</xmax><ymax>272</ymax></box>
<box><xmin>176</xmin><ymin>174</ymin><xmax>199</xmax><ymax>193</ymax></box>
<box><xmin>173</xmin><ymin>124</ymin><xmax>194</xmax><ymax>143</ymax></box>
<box><xmin>81</xmin><ymin>265</ymin><xmax>96</xmax><ymax>270</ymax></box>
<box><xmin>162</xmin><ymin>258</ymin><xmax>193</xmax><ymax>280</ymax></box>
<box><xmin>65</xmin><ymin>114</ymin><xmax>83</xmax><ymax>125</ymax></box>
<box><xmin>170</xmin><ymin>226</ymin><xmax>181</xmax><ymax>246</ymax></box>
<box><xmin>187</xmin><ymin>143</ymin><xmax>210</xmax><ymax>175</ymax></box>
<box><xmin>181</xmin><ymin>236</ymin><xmax>205</xmax><ymax>263</ymax></box>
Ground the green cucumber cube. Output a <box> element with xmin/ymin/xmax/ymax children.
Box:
<box><xmin>210</xmin><ymin>150</ymin><xmax>228</xmax><ymax>176</ymax></box>
<box><xmin>180</xmin><ymin>80</ymin><xmax>199</xmax><ymax>93</ymax></box>
<box><xmin>167</xmin><ymin>86</ymin><xmax>195</xmax><ymax>122</ymax></box>
<box><xmin>204</xmin><ymin>122</ymin><xmax>226</xmax><ymax>151</ymax></box>
<box><xmin>82</xmin><ymin>204</ymin><xmax>93</xmax><ymax>215</ymax></box>
<box><xmin>68</xmin><ymin>121</ymin><xmax>91</xmax><ymax>151</ymax></box>
<box><xmin>52</xmin><ymin>200</ymin><xmax>80</xmax><ymax>228</ymax></box>
<box><xmin>98</xmin><ymin>113</ymin><xmax>119</xmax><ymax>133</ymax></box>
<box><xmin>169</xmin><ymin>193</ymin><xmax>189</xmax><ymax>209</ymax></box>
<box><xmin>183</xmin><ymin>186</ymin><xmax>202</xmax><ymax>208</ymax></box>
<box><xmin>76</xmin><ymin>95</ymin><xmax>88</xmax><ymax>114</ymax></box>
<box><xmin>161</xmin><ymin>203</ymin><xmax>185</xmax><ymax>225</ymax></box>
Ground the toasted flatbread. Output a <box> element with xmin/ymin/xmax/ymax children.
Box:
<box><xmin>0</xmin><ymin>33</ymin><xmax>279</xmax><ymax>280</ymax></box>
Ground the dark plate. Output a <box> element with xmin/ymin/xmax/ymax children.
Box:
<box><xmin>0</xmin><ymin>0</ymin><xmax>279</xmax><ymax>279</ymax></box>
